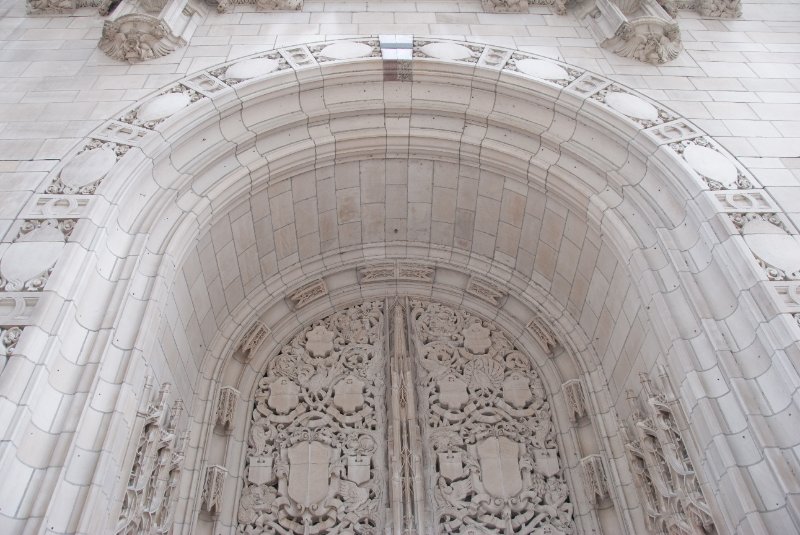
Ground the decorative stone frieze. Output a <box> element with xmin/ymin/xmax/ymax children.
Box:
<box><xmin>215</xmin><ymin>386</ymin><xmax>238</xmax><ymax>430</ymax></box>
<box><xmin>26</xmin><ymin>0</ymin><xmax>111</xmax><ymax>15</ymax></box>
<box><xmin>48</xmin><ymin>140</ymin><xmax>130</xmax><ymax>195</ymax></box>
<box><xmin>358</xmin><ymin>261</ymin><xmax>435</xmax><ymax>284</ymax></box>
<box><xmin>0</xmin><ymin>219</ymin><xmax>73</xmax><ymax>292</ymax></box>
<box><xmin>584</xmin><ymin>0</ymin><xmax>681</xmax><ymax>64</ymax></box>
<box><xmin>580</xmin><ymin>454</ymin><xmax>609</xmax><ymax>506</ymax></box>
<box><xmin>116</xmin><ymin>383</ymin><xmax>187</xmax><ymax>534</ymax></box>
<box><xmin>528</xmin><ymin>315</ymin><xmax>559</xmax><ymax>354</ymax></box>
<box><xmin>662</xmin><ymin>0</ymin><xmax>741</xmax><ymax>17</ymax></box>
<box><xmin>623</xmin><ymin>372</ymin><xmax>717</xmax><ymax>534</ymax></box>
<box><xmin>530</xmin><ymin>0</ymin><xmax>569</xmax><ymax>15</ymax></box>
<box><xmin>202</xmin><ymin>465</ymin><xmax>227</xmax><ymax>514</ymax></box>
<box><xmin>98</xmin><ymin>0</ymin><xmax>203</xmax><ymax>63</ymax></box>
<box><xmin>465</xmin><ymin>276</ymin><xmax>507</xmax><ymax>306</ymax></box>
<box><xmin>238</xmin><ymin>320</ymin><xmax>270</xmax><ymax>360</ymax></box>
<box><xmin>482</xmin><ymin>0</ymin><xmax>527</xmax><ymax>13</ymax></box>
<box><xmin>734</xmin><ymin>214</ymin><xmax>800</xmax><ymax>281</ymax></box>
<box><xmin>592</xmin><ymin>85</ymin><xmax>675</xmax><ymax>128</ymax></box>
<box><xmin>119</xmin><ymin>85</ymin><xmax>202</xmax><ymax>128</ymax></box>
<box><xmin>286</xmin><ymin>278</ymin><xmax>328</xmax><ymax>309</ymax></box>
<box><xmin>215</xmin><ymin>0</ymin><xmax>300</xmax><ymax>13</ymax></box>
<box><xmin>670</xmin><ymin>137</ymin><xmax>753</xmax><ymax>190</ymax></box>
<box><xmin>506</xmin><ymin>53</ymin><xmax>581</xmax><ymax>86</ymax></box>
<box><xmin>563</xmin><ymin>379</ymin><xmax>588</xmax><ymax>422</ymax></box>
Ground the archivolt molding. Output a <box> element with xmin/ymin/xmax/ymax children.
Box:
<box><xmin>0</xmin><ymin>37</ymin><xmax>796</xmax><ymax>535</ymax></box>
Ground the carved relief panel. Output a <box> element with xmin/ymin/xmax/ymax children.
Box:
<box><xmin>238</xmin><ymin>301</ymin><xmax>387</xmax><ymax>534</ymax></box>
<box><xmin>409</xmin><ymin>300</ymin><xmax>575</xmax><ymax>534</ymax></box>
<box><xmin>237</xmin><ymin>299</ymin><xmax>575</xmax><ymax>534</ymax></box>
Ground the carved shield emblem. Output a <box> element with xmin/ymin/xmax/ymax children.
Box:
<box><xmin>534</xmin><ymin>448</ymin><xmax>560</xmax><ymax>477</ymax></box>
<box><xmin>438</xmin><ymin>374</ymin><xmax>468</xmax><ymax>410</ymax></box>
<box><xmin>502</xmin><ymin>372</ymin><xmax>533</xmax><ymax>409</ymax></box>
<box><xmin>462</xmin><ymin>322</ymin><xmax>491</xmax><ymax>354</ymax></box>
<box><xmin>268</xmin><ymin>378</ymin><xmax>299</xmax><ymax>414</ymax></box>
<box><xmin>287</xmin><ymin>441</ymin><xmax>331</xmax><ymax>507</ymax></box>
<box><xmin>306</xmin><ymin>325</ymin><xmax>334</xmax><ymax>357</ymax></box>
<box><xmin>333</xmin><ymin>375</ymin><xmax>365</xmax><ymax>413</ymax></box>
<box><xmin>248</xmin><ymin>456</ymin><xmax>274</xmax><ymax>485</ymax></box>
<box><xmin>438</xmin><ymin>452</ymin><xmax>463</xmax><ymax>481</ymax></box>
<box><xmin>347</xmin><ymin>454</ymin><xmax>371</xmax><ymax>485</ymax></box>
<box><xmin>476</xmin><ymin>436</ymin><xmax>523</xmax><ymax>499</ymax></box>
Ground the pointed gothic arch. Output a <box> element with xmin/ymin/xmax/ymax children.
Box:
<box><xmin>1</xmin><ymin>37</ymin><xmax>796</xmax><ymax>534</ymax></box>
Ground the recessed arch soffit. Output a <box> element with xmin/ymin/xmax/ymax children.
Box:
<box><xmin>14</xmin><ymin>37</ymin><xmax>799</xmax><ymax>397</ymax></box>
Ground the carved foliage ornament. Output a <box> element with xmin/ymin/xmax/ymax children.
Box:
<box><xmin>0</xmin><ymin>326</ymin><xmax>23</xmax><ymax>372</ymax></box>
<box><xmin>410</xmin><ymin>300</ymin><xmax>574</xmax><ymax>534</ymax></box>
<box><xmin>116</xmin><ymin>383</ymin><xmax>187</xmax><ymax>535</ymax></box>
<box><xmin>99</xmin><ymin>15</ymin><xmax>185</xmax><ymax>64</ymax></box>
<box><xmin>624</xmin><ymin>372</ymin><xmax>717</xmax><ymax>534</ymax></box>
<box><xmin>238</xmin><ymin>301</ymin><xmax>386</xmax><ymax>534</ymax></box>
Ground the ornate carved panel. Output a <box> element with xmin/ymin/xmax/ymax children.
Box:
<box><xmin>623</xmin><ymin>372</ymin><xmax>717</xmax><ymax>534</ymax></box>
<box><xmin>409</xmin><ymin>300</ymin><xmax>574</xmax><ymax>534</ymax></box>
<box><xmin>116</xmin><ymin>383</ymin><xmax>187</xmax><ymax>535</ymax></box>
<box><xmin>238</xmin><ymin>301</ymin><xmax>387</xmax><ymax>534</ymax></box>
<box><xmin>238</xmin><ymin>299</ymin><xmax>575</xmax><ymax>533</ymax></box>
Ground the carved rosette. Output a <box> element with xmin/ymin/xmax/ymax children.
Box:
<box><xmin>409</xmin><ymin>301</ymin><xmax>574</xmax><ymax>534</ymax></box>
<box><xmin>238</xmin><ymin>301</ymin><xmax>386</xmax><ymax>534</ymax></box>
<box><xmin>99</xmin><ymin>15</ymin><xmax>185</xmax><ymax>64</ymax></box>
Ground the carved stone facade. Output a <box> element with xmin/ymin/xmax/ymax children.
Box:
<box><xmin>623</xmin><ymin>372</ymin><xmax>717</xmax><ymax>534</ymax></box>
<box><xmin>238</xmin><ymin>299</ymin><xmax>574</xmax><ymax>533</ymax></box>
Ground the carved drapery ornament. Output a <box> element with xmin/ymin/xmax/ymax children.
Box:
<box><xmin>581</xmin><ymin>454</ymin><xmax>610</xmax><ymax>506</ymax></box>
<box><xmin>563</xmin><ymin>379</ymin><xmax>588</xmax><ymax>423</ymax></box>
<box><xmin>623</xmin><ymin>372</ymin><xmax>717</xmax><ymax>534</ymax></box>
<box><xmin>116</xmin><ymin>383</ymin><xmax>187</xmax><ymax>535</ymax></box>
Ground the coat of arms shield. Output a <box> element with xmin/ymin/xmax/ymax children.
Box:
<box><xmin>476</xmin><ymin>436</ymin><xmax>523</xmax><ymax>499</ymax></box>
<box><xmin>287</xmin><ymin>441</ymin><xmax>331</xmax><ymax>506</ymax></box>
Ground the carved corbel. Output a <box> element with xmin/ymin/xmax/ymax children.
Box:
<box><xmin>581</xmin><ymin>454</ymin><xmax>610</xmax><ymax>506</ymax></box>
<box><xmin>562</xmin><ymin>379</ymin><xmax>588</xmax><ymax>422</ymax></box>
<box><xmin>215</xmin><ymin>386</ymin><xmax>238</xmax><ymax>430</ymax></box>
<box><xmin>238</xmin><ymin>320</ymin><xmax>270</xmax><ymax>360</ymax></box>
<box><xmin>527</xmin><ymin>315</ymin><xmax>559</xmax><ymax>354</ymax></box>
<box><xmin>98</xmin><ymin>0</ymin><xmax>203</xmax><ymax>63</ymax></box>
<box><xmin>584</xmin><ymin>0</ymin><xmax>682</xmax><ymax>64</ymax></box>
<box><xmin>201</xmin><ymin>465</ymin><xmax>228</xmax><ymax>514</ymax></box>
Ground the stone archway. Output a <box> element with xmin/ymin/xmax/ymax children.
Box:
<box><xmin>0</xmin><ymin>37</ymin><xmax>797</xmax><ymax>535</ymax></box>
